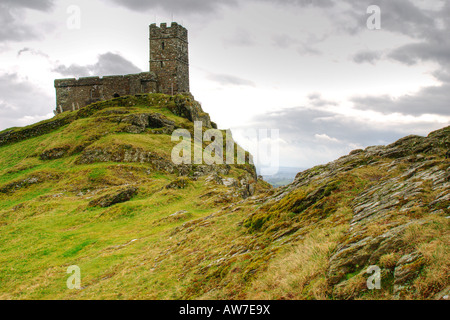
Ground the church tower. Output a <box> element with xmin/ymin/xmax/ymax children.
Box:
<box><xmin>149</xmin><ymin>22</ymin><xmax>190</xmax><ymax>95</ymax></box>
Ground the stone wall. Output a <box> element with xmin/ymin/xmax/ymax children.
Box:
<box><xmin>54</xmin><ymin>72</ymin><xmax>157</xmax><ymax>113</ymax></box>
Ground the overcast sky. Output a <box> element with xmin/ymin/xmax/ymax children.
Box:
<box><xmin>0</xmin><ymin>0</ymin><xmax>449</xmax><ymax>169</ymax></box>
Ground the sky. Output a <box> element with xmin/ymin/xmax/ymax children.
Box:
<box><xmin>0</xmin><ymin>0</ymin><xmax>449</xmax><ymax>171</ymax></box>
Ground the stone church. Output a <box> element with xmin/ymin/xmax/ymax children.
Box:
<box><xmin>54</xmin><ymin>22</ymin><xmax>189</xmax><ymax>114</ymax></box>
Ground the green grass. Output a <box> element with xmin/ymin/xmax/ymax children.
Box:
<box><xmin>0</xmin><ymin>94</ymin><xmax>265</xmax><ymax>299</ymax></box>
<box><xmin>0</xmin><ymin>94</ymin><xmax>447</xmax><ymax>300</ymax></box>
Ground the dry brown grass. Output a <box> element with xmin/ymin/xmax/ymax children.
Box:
<box><xmin>245</xmin><ymin>217</ymin><xmax>350</xmax><ymax>300</ymax></box>
<box><xmin>403</xmin><ymin>215</ymin><xmax>450</xmax><ymax>298</ymax></box>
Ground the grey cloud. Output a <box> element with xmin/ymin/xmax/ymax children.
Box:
<box><xmin>0</xmin><ymin>0</ymin><xmax>55</xmax><ymax>42</ymax></box>
<box><xmin>389</xmin><ymin>40</ymin><xmax>450</xmax><ymax>68</ymax></box>
<box><xmin>2</xmin><ymin>0</ymin><xmax>54</xmax><ymax>11</ymax></box>
<box><xmin>265</xmin><ymin>0</ymin><xmax>435</xmax><ymax>39</ymax></box>
<box><xmin>53</xmin><ymin>52</ymin><xmax>142</xmax><ymax>78</ymax></box>
<box><xmin>0</xmin><ymin>8</ymin><xmax>37</xmax><ymax>41</ymax></box>
<box><xmin>375</xmin><ymin>0</ymin><xmax>435</xmax><ymax>39</ymax></box>
<box><xmin>340</xmin><ymin>0</ymin><xmax>436</xmax><ymax>39</ymax></box>
<box><xmin>432</xmin><ymin>70</ymin><xmax>450</xmax><ymax>83</ymax></box>
<box><xmin>339</xmin><ymin>1</ymin><xmax>450</xmax><ymax>87</ymax></box>
<box><xmin>245</xmin><ymin>107</ymin><xmax>394</xmax><ymax>167</ymax></box>
<box><xmin>207</xmin><ymin>74</ymin><xmax>255</xmax><ymax>87</ymax></box>
<box><xmin>272</xmin><ymin>34</ymin><xmax>323</xmax><ymax>55</ymax></box>
<box><xmin>352</xmin><ymin>84</ymin><xmax>450</xmax><ymax>116</ymax></box>
<box><xmin>243</xmin><ymin>105</ymin><xmax>446</xmax><ymax>167</ymax></box>
<box><xmin>353</xmin><ymin>50</ymin><xmax>382</xmax><ymax>64</ymax></box>
<box><xmin>224</xmin><ymin>28</ymin><xmax>255</xmax><ymax>47</ymax></box>
<box><xmin>272</xmin><ymin>34</ymin><xmax>296</xmax><ymax>48</ymax></box>
<box><xmin>0</xmin><ymin>73</ymin><xmax>53</xmax><ymax>131</ymax></box>
<box><xmin>383</xmin><ymin>1</ymin><xmax>450</xmax><ymax>84</ymax></box>
<box><xmin>253</xmin><ymin>107</ymin><xmax>393</xmax><ymax>145</ymax></box>
<box><xmin>297</xmin><ymin>44</ymin><xmax>321</xmax><ymax>56</ymax></box>
<box><xmin>307</xmin><ymin>93</ymin><xmax>337</xmax><ymax>107</ymax></box>
<box><xmin>258</xmin><ymin>0</ymin><xmax>335</xmax><ymax>8</ymax></box>
<box><xmin>344</xmin><ymin>2</ymin><xmax>450</xmax><ymax>115</ymax></box>
<box><xmin>53</xmin><ymin>64</ymin><xmax>91</xmax><ymax>78</ymax></box>
<box><xmin>107</xmin><ymin>0</ymin><xmax>237</xmax><ymax>14</ymax></box>
<box><xmin>266</xmin><ymin>0</ymin><xmax>442</xmax><ymax>40</ymax></box>
<box><xmin>93</xmin><ymin>53</ymin><xmax>142</xmax><ymax>76</ymax></box>
<box><xmin>307</xmin><ymin>93</ymin><xmax>321</xmax><ymax>100</ymax></box>
<box><xmin>17</xmin><ymin>47</ymin><xmax>50</xmax><ymax>58</ymax></box>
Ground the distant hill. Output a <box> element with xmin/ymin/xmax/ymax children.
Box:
<box><xmin>0</xmin><ymin>94</ymin><xmax>448</xmax><ymax>300</ymax></box>
<box><xmin>261</xmin><ymin>166</ymin><xmax>308</xmax><ymax>187</ymax></box>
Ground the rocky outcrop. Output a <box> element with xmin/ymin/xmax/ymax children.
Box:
<box><xmin>328</xmin><ymin>222</ymin><xmax>415</xmax><ymax>286</ymax></box>
<box><xmin>76</xmin><ymin>94</ymin><xmax>216</xmax><ymax>129</ymax></box>
<box><xmin>394</xmin><ymin>251</ymin><xmax>425</xmax><ymax>286</ymax></box>
<box><xmin>119</xmin><ymin>113</ymin><xmax>176</xmax><ymax>134</ymax></box>
<box><xmin>88</xmin><ymin>186</ymin><xmax>138</xmax><ymax>208</ymax></box>
<box><xmin>171</xmin><ymin>94</ymin><xmax>215</xmax><ymax>129</ymax></box>
<box><xmin>239</xmin><ymin>126</ymin><xmax>448</xmax><ymax>298</ymax></box>
<box><xmin>165</xmin><ymin>178</ymin><xmax>191</xmax><ymax>189</ymax></box>
<box><xmin>327</xmin><ymin>153</ymin><xmax>448</xmax><ymax>290</ymax></box>
<box><xmin>75</xmin><ymin>144</ymin><xmax>238</xmax><ymax>179</ymax></box>
<box><xmin>39</xmin><ymin>146</ymin><xmax>71</xmax><ymax>160</ymax></box>
<box><xmin>0</xmin><ymin>114</ymin><xmax>76</xmax><ymax>147</ymax></box>
<box><xmin>0</xmin><ymin>171</ymin><xmax>60</xmax><ymax>194</ymax></box>
<box><xmin>76</xmin><ymin>144</ymin><xmax>165</xmax><ymax>165</ymax></box>
<box><xmin>205</xmin><ymin>173</ymin><xmax>257</xmax><ymax>199</ymax></box>
<box><xmin>0</xmin><ymin>93</ymin><xmax>214</xmax><ymax>148</ymax></box>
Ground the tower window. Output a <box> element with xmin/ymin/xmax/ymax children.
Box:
<box><xmin>161</xmin><ymin>61</ymin><xmax>164</xmax><ymax>68</ymax></box>
<box><xmin>162</xmin><ymin>41</ymin><xmax>165</xmax><ymax>50</ymax></box>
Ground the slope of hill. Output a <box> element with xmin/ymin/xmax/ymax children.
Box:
<box><xmin>0</xmin><ymin>94</ymin><xmax>448</xmax><ymax>300</ymax></box>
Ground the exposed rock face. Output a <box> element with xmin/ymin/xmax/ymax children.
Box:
<box><xmin>192</xmin><ymin>164</ymin><xmax>232</xmax><ymax>177</ymax></box>
<box><xmin>394</xmin><ymin>251</ymin><xmax>425</xmax><ymax>285</ymax></box>
<box><xmin>76</xmin><ymin>145</ymin><xmax>165</xmax><ymax>165</ymax></box>
<box><xmin>327</xmin><ymin>152</ymin><xmax>448</xmax><ymax>289</ymax></box>
<box><xmin>321</xmin><ymin>128</ymin><xmax>448</xmax><ymax>295</ymax></box>
<box><xmin>75</xmin><ymin>144</ymin><xmax>241</xmax><ymax>180</ymax></box>
<box><xmin>119</xmin><ymin>113</ymin><xmax>175</xmax><ymax>134</ymax></box>
<box><xmin>88</xmin><ymin>186</ymin><xmax>138</xmax><ymax>208</ymax></box>
<box><xmin>240</xmin><ymin>126</ymin><xmax>448</xmax><ymax>299</ymax></box>
<box><xmin>170</xmin><ymin>94</ymin><xmax>214</xmax><ymax>128</ymax></box>
<box><xmin>0</xmin><ymin>115</ymin><xmax>76</xmax><ymax>147</ymax></box>
<box><xmin>205</xmin><ymin>173</ymin><xmax>224</xmax><ymax>185</ymax></box>
<box><xmin>165</xmin><ymin>178</ymin><xmax>191</xmax><ymax>189</ymax></box>
<box><xmin>328</xmin><ymin>222</ymin><xmax>414</xmax><ymax>286</ymax></box>
<box><xmin>205</xmin><ymin>173</ymin><xmax>257</xmax><ymax>199</ymax></box>
<box><xmin>0</xmin><ymin>172</ymin><xmax>60</xmax><ymax>194</ymax></box>
<box><xmin>39</xmin><ymin>146</ymin><xmax>71</xmax><ymax>160</ymax></box>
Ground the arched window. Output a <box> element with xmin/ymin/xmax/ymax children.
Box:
<box><xmin>162</xmin><ymin>41</ymin><xmax>165</xmax><ymax>50</ymax></box>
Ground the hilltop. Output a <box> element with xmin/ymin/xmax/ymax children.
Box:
<box><xmin>0</xmin><ymin>94</ymin><xmax>448</xmax><ymax>300</ymax></box>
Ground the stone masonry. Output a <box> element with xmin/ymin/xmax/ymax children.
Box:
<box><xmin>149</xmin><ymin>22</ymin><xmax>189</xmax><ymax>95</ymax></box>
<box><xmin>54</xmin><ymin>22</ymin><xmax>190</xmax><ymax>114</ymax></box>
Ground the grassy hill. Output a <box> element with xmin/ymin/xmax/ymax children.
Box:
<box><xmin>0</xmin><ymin>93</ymin><xmax>448</xmax><ymax>300</ymax></box>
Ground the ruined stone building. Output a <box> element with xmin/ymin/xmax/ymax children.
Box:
<box><xmin>54</xmin><ymin>22</ymin><xmax>189</xmax><ymax>114</ymax></box>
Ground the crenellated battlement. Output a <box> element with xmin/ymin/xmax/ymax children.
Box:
<box><xmin>149</xmin><ymin>22</ymin><xmax>188</xmax><ymax>41</ymax></box>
